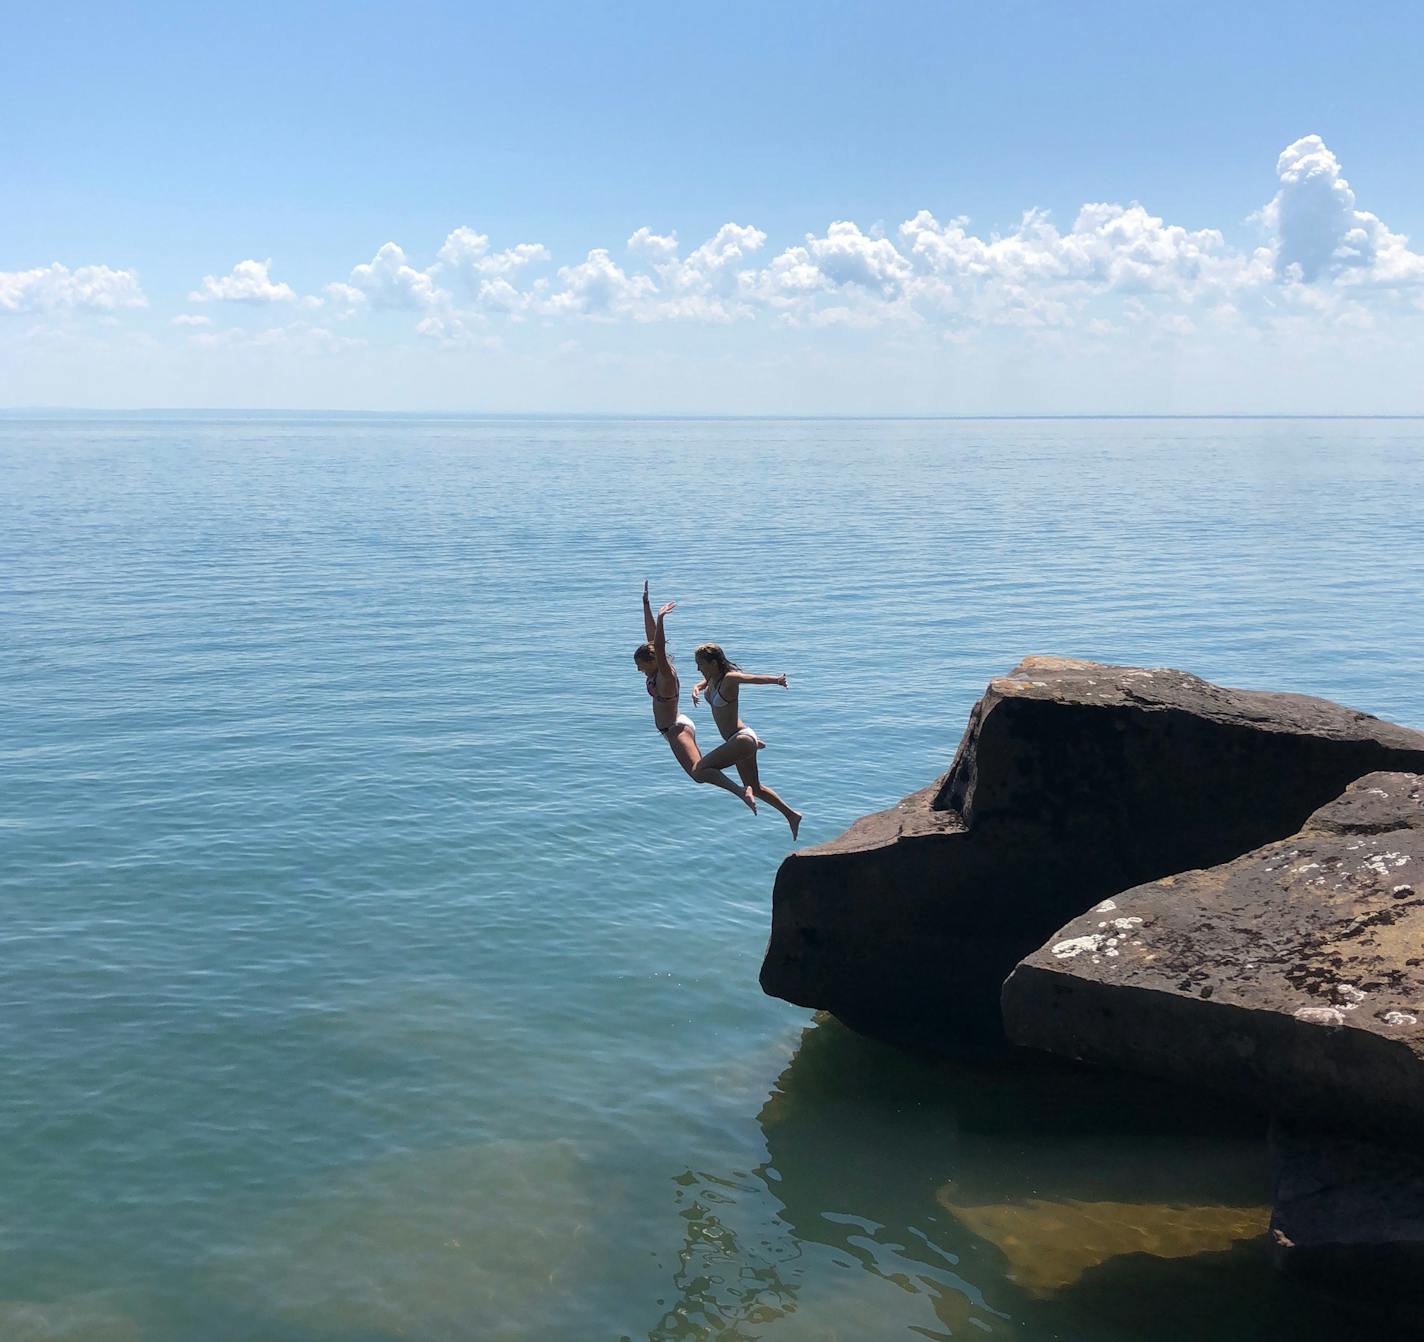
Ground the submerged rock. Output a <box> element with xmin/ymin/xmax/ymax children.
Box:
<box><xmin>761</xmin><ymin>657</ymin><xmax>1424</xmax><ymax>1047</ymax></box>
<box><xmin>939</xmin><ymin>1191</ymin><xmax>1269</xmax><ymax>1297</ymax></box>
<box><xmin>1002</xmin><ymin>772</ymin><xmax>1424</xmax><ymax>1143</ymax></box>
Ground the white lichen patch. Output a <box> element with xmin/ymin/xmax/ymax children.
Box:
<box><xmin>1294</xmin><ymin>1006</ymin><xmax>1345</xmax><ymax>1027</ymax></box>
<box><xmin>1336</xmin><ymin>984</ymin><xmax>1367</xmax><ymax>1009</ymax></box>
<box><xmin>1365</xmin><ymin>853</ymin><xmax>1411</xmax><ymax>877</ymax></box>
<box><xmin>1366</xmin><ymin>788</ymin><xmax>1391</xmax><ymax>797</ymax></box>
<box><xmin>1052</xmin><ymin>935</ymin><xmax>1104</xmax><ymax>959</ymax></box>
<box><xmin>1096</xmin><ymin>916</ymin><xmax>1145</xmax><ymax>932</ymax></box>
<box><xmin>1094</xmin><ymin>899</ymin><xmax>1118</xmax><ymax>913</ymax></box>
<box><xmin>1384</xmin><ymin>1011</ymin><xmax>1418</xmax><ymax>1028</ymax></box>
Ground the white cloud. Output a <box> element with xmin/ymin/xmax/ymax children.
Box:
<box><xmin>276</xmin><ymin>135</ymin><xmax>1424</xmax><ymax>347</ymax></box>
<box><xmin>476</xmin><ymin>277</ymin><xmax>529</xmax><ymax>313</ymax></box>
<box><xmin>676</xmin><ymin>223</ymin><xmax>766</xmax><ymax>292</ymax></box>
<box><xmin>1259</xmin><ymin>134</ymin><xmax>1424</xmax><ymax>287</ymax></box>
<box><xmin>171</xmin><ymin>313</ymin><xmax>212</xmax><ymax>327</ymax></box>
<box><xmin>189</xmin><ymin>258</ymin><xmax>295</xmax><ymax>303</ymax></box>
<box><xmin>803</xmin><ymin>220</ymin><xmax>912</xmax><ymax>297</ymax></box>
<box><xmin>416</xmin><ymin>312</ymin><xmax>471</xmax><ymax>345</ymax></box>
<box><xmin>0</xmin><ymin>262</ymin><xmax>147</xmax><ymax>313</ymax></box>
<box><xmin>321</xmin><ymin>281</ymin><xmax>368</xmax><ymax>315</ymax></box>
<box><xmin>628</xmin><ymin>227</ymin><xmax>679</xmax><ymax>261</ymax></box>
<box><xmin>541</xmin><ymin>249</ymin><xmax>656</xmax><ymax>318</ymax></box>
<box><xmin>602</xmin><ymin>222</ymin><xmax>769</xmax><ymax>320</ymax></box>
<box><xmin>347</xmin><ymin>242</ymin><xmax>448</xmax><ymax>309</ymax></box>
<box><xmin>432</xmin><ymin>229</ymin><xmax>549</xmax><ymax>287</ymax></box>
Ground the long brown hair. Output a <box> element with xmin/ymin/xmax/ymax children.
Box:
<box><xmin>694</xmin><ymin>643</ymin><xmax>740</xmax><ymax>679</ymax></box>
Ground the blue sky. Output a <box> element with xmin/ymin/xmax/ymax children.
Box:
<box><xmin>5</xmin><ymin>1</ymin><xmax>1424</xmax><ymax>412</ymax></box>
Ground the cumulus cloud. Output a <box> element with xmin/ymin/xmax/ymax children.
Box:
<box><xmin>1260</xmin><ymin>135</ymin><xmax>1424</xmax><ymax>287</ymax></box>
<box><xmin>802</xmin><ymin>221</ymin><xmax>912</xmax><ymax>297</ymax></box>
<box><xmin>627</xmin><ymin>227</ymin><xmax>679</xmax><ymax>261</ymax></box>
<box><xmin>540</xmin><ymin>249</ymin><xmax>656</xmax><ymax>319</ymax></box>
<box><xmin>676</xmin><ymin>223</ymin><xmax>766</xmax><ymax>290</ymax></box>
<box><xmin>189</xmin><ymin>258</ymin><xmax>295</xmax><ymax>303</ymax></box>
<box><xmin>347</xmin><ymin>242</ymin><xmax>448</xmax><ymax>309</ymax></box>
<box><xmin>0</xmin><ymin>262</ymin><xmax>147</xmax><ymax>313</ymax></box>
<box><xmin>573</xmin><ymin>222</ymin><xmax>769</xmax><ymax>320</ymax></box>
<box><xmin>435</xmin><ymin>228</ymin><xmax>551</xmax><ymax>291</ymax></box>
<box><xmin>272</xmin><ymin>135</ymin><xmax>1424</xmax><ymax>346</ymax></box>
<box><xmin>321</xmin><ymin>282</ymin><xmax>368</xmax><ymax>315</ymax></box>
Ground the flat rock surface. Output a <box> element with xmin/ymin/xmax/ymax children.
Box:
<box><xmin>935</xmin><ymin>656</ymin><xmax>1424</xmax><ymax>822</ymax></box>
<box><xmin>1003</xmin><ymin>772</ymin><xmax>1424</xmax><ymax>1141</ymax></box>
<box><xmin>763</xmin><ymin>657</ymin><xmax>1424</xmax><ymax>1048</ymax></box>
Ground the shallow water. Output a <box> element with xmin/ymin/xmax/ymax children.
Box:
<box><xmin>2</xmin><ymin>414</ymin><xmax>1420</xmax><ymax>1339</ymax></box>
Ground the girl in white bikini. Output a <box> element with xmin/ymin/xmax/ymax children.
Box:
<box><xmin>691</xmin><ymin>643</ymin><xmax>803</xmax><ymax>838</ymax></box>
<box><xmin>634</xmin><ymin>583</ymin><xmax>755</xmax><ymax>812</ymax></box>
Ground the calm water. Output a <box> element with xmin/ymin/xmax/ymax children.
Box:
<box><xmin>2</xmin><ymin>415</ymin><xmax>1421</xmax><ymax>1340</ymax></box>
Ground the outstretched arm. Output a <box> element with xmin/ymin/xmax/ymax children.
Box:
<box><xmin>654</xmin><ymin>601</ymin><xmax>677</xmax><ymax>677</ymax></box>
<box><xmin>642</xmin><ymin>580</ymin><xmax>657</xmax><ymax>643</ymax></box>
<box><xmin>723</xmin><ymin>670</ymin><xmax>789</xmax><ymax>689</ymax></box>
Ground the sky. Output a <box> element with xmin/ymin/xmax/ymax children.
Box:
<box><xmin>5</xmin><ymin>0</ymin><xmax>1424</xmax><ymax>414</ymax></box>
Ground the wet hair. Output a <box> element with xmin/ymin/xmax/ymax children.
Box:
<box><xmin>694</xmin><ymin>643</ymin><xmax>740</xmax><ymax>677</ymax></box>
<box><xmin>633</xmin><ymin>642</ymin><xmax>655</xmax><ymax>666</ymax></box>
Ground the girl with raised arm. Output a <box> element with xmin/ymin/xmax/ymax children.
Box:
<box><xmin>634</xmin><ymin>583</ymin><xmax>756</xmax><ymax>812</ymax></box>
<box><xmin>691</xmin><ymin>643</ymin><xmax>803</xmax><ymax>839</ymax></box>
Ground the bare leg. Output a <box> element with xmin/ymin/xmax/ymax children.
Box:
<box><xmin>671</xmin><ymin>728</ymin><xmax>756</xmax><ymax>811</ymax></box>
<box><xmin>736</xmin><ymin>752</ymin><xmax>802</xmax><ymax>839</ymax></box>
<box><xmin>695</xmin><ymin>734</ymin><xmax>761</xmax><ymax>774</ymax></box>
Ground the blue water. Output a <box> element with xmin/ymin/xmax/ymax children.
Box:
<box><xmin>2</xmin><ymin>415</ymin><xmax>1420</xmax><ymax>1340</ymax></box>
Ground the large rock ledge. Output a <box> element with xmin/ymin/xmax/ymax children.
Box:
<box><xmin>761</xmin><ymin>657</ymin><xmax>1424</xmax><ymax>1047</ymax></box>
<box><xmin>1002</xmin><ymin>772</ymin><xmax>1424</xmax><ymax>1143</ymax></box>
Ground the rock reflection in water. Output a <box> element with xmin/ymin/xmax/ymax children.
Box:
<box><xmin>644</xmin><ymin>1015</ymin><xmax>1362</xmax><ymax>1340</ymax></box>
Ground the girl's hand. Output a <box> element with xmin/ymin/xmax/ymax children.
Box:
<box><xmin>658</xmin><ymin>601</ymin><xmax>677</xmax><ymax>618</ymax></box>
<box><xmin>778</xmin><ymin>674</ymin><xmax>789</xmax><ymax>688</ymax></box>
<box><xmin>691</xmin><ymin>686</ymin><xmax>702</xmax><ymax>705</ymax></box>
<box><xmin>643</xmin><ymin>580</ymin><xmax>650</xmax><ymax>601</ymax></box>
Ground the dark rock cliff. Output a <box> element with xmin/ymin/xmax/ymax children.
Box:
<box><xmin>761</xmin><ymin>656</ymin><xmax>1424</xmax><ymax>1048</ymax></box>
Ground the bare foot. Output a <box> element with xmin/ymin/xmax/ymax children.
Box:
<box><xmin>788</xmin><ymin>811</ymin><xmax>802</xmax><ymax>840</ymax></box>
<box><xmin>756</xmin><ymin>737</ymin><xmax>767</xmax><ymax>751</ymax></box>
<box><xmin>741</xmin><ymin>786</ymin><xmax>758</xmax><ymax>814</ymax></box>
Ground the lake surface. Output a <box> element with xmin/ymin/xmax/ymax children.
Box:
<box><xmin>3</xmin><ymin>414</ymin><xmax>1420</xmax><ymax>1340</ymax></box>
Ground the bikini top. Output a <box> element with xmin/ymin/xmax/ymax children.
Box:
<box><xmin>706</xmin><ymin>679</ymin><xmax>733</xmax><ymax>709</ymax></box>
<box><xmin>646</xmin><ymin>673</ymin><xmax>676</xmax><ymax>704</ymax></box>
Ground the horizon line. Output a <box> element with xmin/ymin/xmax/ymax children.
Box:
<box><xmin>4</xmin><ymin>409</ymin><xmax>1424</xmax><ymax>422</ymax></box>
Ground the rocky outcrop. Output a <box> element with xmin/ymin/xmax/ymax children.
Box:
<box><xmin>1002</xmin><ymin>772</ymin><xmax>1424</xmax><ymax>1143</ymax></box>
<box><xmin>761</xmin><ymin>657</ymin><xmax>1424</xmax><ymax>1047</ymax></box>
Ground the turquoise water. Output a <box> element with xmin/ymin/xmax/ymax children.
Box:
<box><xmin>3</xmin><ymin>414</ymin><xmax>1420</xmax><ymax>1340</ymax></box>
